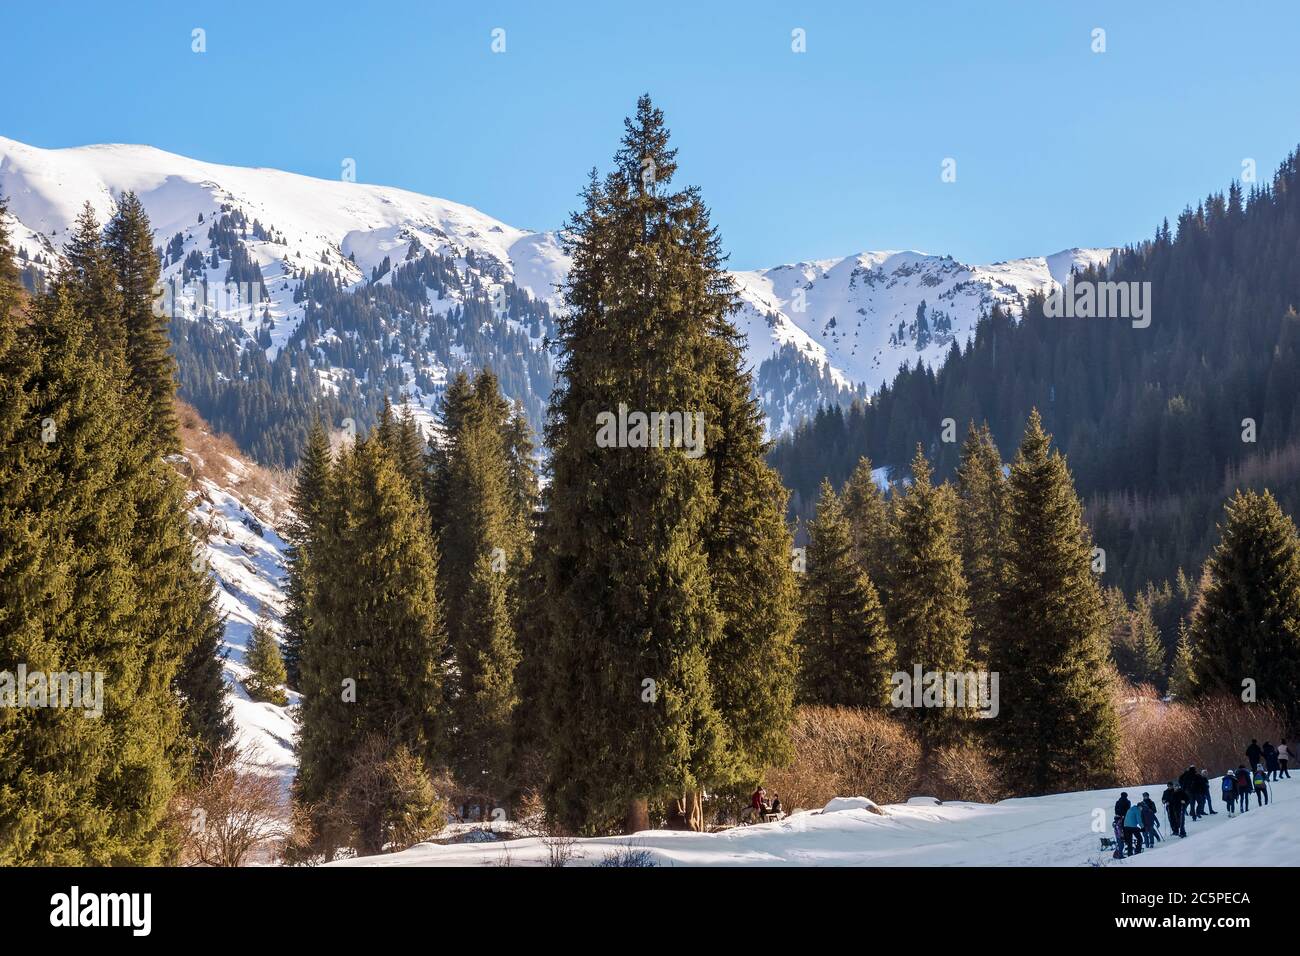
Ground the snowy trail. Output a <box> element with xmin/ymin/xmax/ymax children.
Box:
<box><xmin>330</xmin><ymin>777</ymin><xmax>1298</xmax><ymax>867</ymax></box>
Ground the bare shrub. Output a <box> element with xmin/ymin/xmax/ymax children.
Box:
<box><xmin>597</xmin><ymin>843</ymin><xmax>657</xmax><ymax>867</ymax></box>
<box><xmin>764</xmin><ymin>706</ymin><xmax>922</xmax><ymax>811</ymax></box>
<box><xmin>925</xmin><ymin>740</ymin><xmax>1006</xmax><ymax>803</ymax></box>
<box><xmin>172</xmin><ymin>749</ymin><xmax>287</xmax><ymax>867</ymax></box>
<box><xmin>1116</xmin><ymin>682</ymin><xmax>1288</xmax><ymax>784</ymax></box>
<box><xmin>542</xmin><ymin>834</ymin><xmax>583</xmax><ymax>868</ymax></box>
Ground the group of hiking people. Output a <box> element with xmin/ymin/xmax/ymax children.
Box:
<box><xmin>1112</xmin><ymin>738</ymin><xmax>1291</xmax><ymax>858</ymax></box>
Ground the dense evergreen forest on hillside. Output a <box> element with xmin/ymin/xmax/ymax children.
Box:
<box><xmin>771</xmin><ymin>153</ymin><xmax>1300</xmax><ymax>598</ymax></box>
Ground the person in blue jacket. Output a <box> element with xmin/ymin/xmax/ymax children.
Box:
<box><xmin>1123</xmin><ymin>803</ymin><xmax>1145</xmax><ymax>856</ymax></box>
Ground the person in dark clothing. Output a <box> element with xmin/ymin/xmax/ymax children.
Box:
<box><xmin>1247</xmin><ymin>739</ymin><xmax>1263</xmax><ymax>770</ymax></box>
<box><xmin>1235</xmin><ymin>765</ymin><xmax>1252</xmax><ymax>812</ymax></box>
<box><xmin>1253</xmin><ymin>765</ymin><xmax>1270</xmax><ymax>806</ymax></box>
<box><xmin>1199</xmin><ymin>768</ymin><xmax>1217</xmax><ymax>814</ymax></box>
<box><xmin>1114</xmin><ymin>792</ymin><xmax>1131</xmax><ymax>827</ymax></box>
<box><xmin>1139</xmin><ymin>795</ymin><xmax>1159</xmax><ymax>848</ymax></box>
<box><xmin>1178</xmin><ymin>766</ymin><xmax>1202</xmax><ymax>820</ymax></box>
<box><xmin>1263</xmin><ymin>742</ymin><xmax>1280</xmax><ymax>781</ymax></box>
<box><xmin>1222</xmin><ymin>769</ymin><xmax>1238</xmax><ymax>816</ymax></box>
<box><xmin>1162</xmin><ymin>781</ymin><xmax>1188</xmax><ymax>837</ymax></box>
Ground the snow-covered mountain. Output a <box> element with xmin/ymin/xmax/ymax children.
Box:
<box><xmin>0</xmin><ymin>135</ymin><xmax>1112</xmax><ymax>454</ymax></box>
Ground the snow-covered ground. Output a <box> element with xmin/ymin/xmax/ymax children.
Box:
<box><xmin>329</xmin><ymin>778</ymin><xmax>1298</xmax><ymax>867</ymax></box>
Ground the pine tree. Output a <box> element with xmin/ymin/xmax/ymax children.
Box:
<box><xmin>539</xmin><ymin>97</ymin><xmax>735</xmax><ymax>832</ymax></box>
<box><xmin>1128</xmin><ymin>595</ymin><xmax>1167</xmax><ymax>691</ymax></box>
<box><xmin>427</xmin><ymin>370</ymin><xmax>531</xmax><ymax>806</ymax></box>
<box><xmin>887</xmin><ymin>447</ymin><xmax>970</xmax><ymax>744</ymax></box>
<box><xmin>797</xmin><ymin>480</ymin><xmax>895</xmax><ymax>707</ymax></box>
<box><xmin>282</xmin><ymin>420</ymin><xmax>332</xmax><ymax>688</ymax></box>
<box><xmin>296</xmin><ymin>436</ymin><xmax>445</xmax><ymax>852</ymax></box>
<box><xmin>175</xmin><ymin>586</ymin><xmax>235</xmax><ymax>772</ymax></box>
<box><xmin>840</xmin><ymin>455</ymin><xmax>895</xmax><ymax>601</ymax></box>
<box><xmin>955</xmin><ymin>422</ymin><xmax>1005</xmax><ymax>663</ymax></box>
<box><xmin>0</xmin><ymin>283</ymin><xmax>191</xmax><ymax>863</ymax></box>
<box><xmin>992</xmin><ymin>410</ymin><xmax>1118</xmax><ymax>794</ymax></box>
<box><xmin>245</xmin><ymin>608</ymin><xmax>289</xmax><ymax>705</ymax></box>
<box><xmin>1169</xmin><ymin>621</ymin><xmax>1197</xmax><ymax>700</ymax></box>
<box><xmin>105</xmin><ymin>191</ymin><xmax>179</xmax><ymax>452</ymax></box>
<box><xmin>1190</xmin><ymin>489</ymin><xmax>1300</xmax><ymax>726</ymax></box>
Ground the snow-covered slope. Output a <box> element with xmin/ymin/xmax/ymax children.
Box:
<box><xmin>1</xmin><ymin>136</ymin><xmax>1111</xmax><ymax>439</ymax></box>
<box><xmin>173</xmin><ymin>428</ymin><xmax>296</xmax><ymax>788</ymax></box>
<box><xmin>329</xmin><ymin>777</ymin><xmax>1299</xmax><ymax>867</ymax></box>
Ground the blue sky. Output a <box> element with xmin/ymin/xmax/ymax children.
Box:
<box><xmin>5</xmin><ymin>1</ymin><xmax>1300</xmax><ymax>269</ymax></box>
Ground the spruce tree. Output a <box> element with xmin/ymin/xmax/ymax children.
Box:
<box><xmin>1190</xmin><ymin>489</ymin><xmax>1300</xmax><ymax>726</ymax></box>
<box><xmin>175</xmin><ymin>586</ymin><xmax>235</xmax><ymax>772</ymax></box>
<box><xmin>539</xmin><ymin>97</ymin><xmax>736</xmax><ymax>832</ymax></box>
<box><xmin>797</xmin><ymin>480</ymin><xmax>895</xmax><ymax>707</ymax></box>
<box><xmin>282</xmin><ymin>420</ymin><xmax>332</xmax><ymax>688</ymax></box>
<box><xmin>955</xmin><ymin>422</ymin><xmax>1005</xmax><ymax>663</ymax></box>
<box><xmin>992</xmin><ymin>410</ymin><xmax>1118</xmax><ymax>794</ymax></box>
<box><xmin>887</xmin><ymin>447</ymin><xmax>970</xmax><ymax>744</ymax></box>
<box><xmin>840</xmin><ymin>455</ymin><xmax>896</xmax><ymax>603</ymax></box>
<box><xmin>1127</xmin><ymin>596</ymin><xmax>1167</xmax><ymax>691</ymax></box>
<box><xmin>245</xmin><ymin>608</ymin><xmax>289</xmax><ymax>705</ymax></box>
<box><xmin>1169</xmin><ymin>621</ymin><xmax>1197</xmax><ymax>700</ymax></box>
<box><xmin>105</xmin><ymin>191</ymin><xmax>179</xmax><ymax>452</ymax></box>
<box><xmin>296</xmin><ymin>436</ymin><xmax>445</xmax><ymax>851</ymax></box>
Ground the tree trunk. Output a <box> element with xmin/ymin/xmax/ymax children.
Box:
<box><xmin>684</xmin><ymin>789</ymin><xmax>704</xmax><ymax>832</ymax></box>
<box><xmin>625</xmin><ymin>796</ymin><xmax>650</xmax><ymax>834</ymax></box>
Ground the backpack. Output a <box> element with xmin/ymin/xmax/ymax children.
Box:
<box><xmin>1253</xmin><ymin>770</ymin><xmax>1266</xmax><ymax>788</ymax></box>
<box><xmin>1222</xmin><ymin>775</ymin><xmax>1235</xmax><ymax>795</ymax></box>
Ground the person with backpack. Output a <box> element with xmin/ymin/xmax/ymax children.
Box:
<box><xmin>1123</xmin><ymin>802</ymin><xmax>1145</xmax><ymax>856</ymax></box>
<box><xmin>1235</xmin><ymin>765</ymin><xmax>1252</xmax><ymax>813</ymax></box>
<box><xmin>1247</xmin><ymin>739</ymin><xmax>1263</xmax><ymax>770</ymax></box>
<box><xmin>1253</xmin><ymin>765</ymin><xmax>1270</xmax><ymax>807</ymax></box>
<box><xmin>1263</xmin><ymin>742</ymin><xmax>1280</xmax><ymax>781</ymax></box>
<box><xmin>1222</xmin><ymin>769</ymin><xmax>1238</xmax><ymax>817</ymax></box>
<box><xmin>1278</xmin><ymin>740</ymin><xmax>1293</xmax><ymax>779</ymax></box>
<box><xmin>1139</xmin><ymin>795</ymin><xmax>1160</xmax><ymax>848</ymax></box>
<box><xmin>1162</xmin><ymin>781</ymin><xmax>1188</xmax><ymax>837</ymax></box>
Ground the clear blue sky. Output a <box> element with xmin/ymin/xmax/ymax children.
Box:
<box><xmin>5</xmin><ymin>0</ymin><xmax>1299</xmax><ymax>269</ymax></box>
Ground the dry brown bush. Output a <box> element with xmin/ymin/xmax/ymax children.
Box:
<box><xmin>1115</xmin><ymin>682</ymin><xmax>1288</xmax><ymax>785</ymax></box>
<box><xmin>925</xmin><ymin>740</ymin><xmax>1006</xmax><ymax>803</ymax></box>
<box><xmin>763</xmin><ymin>706</ymin><xmax>922</xmax><ymax>812</ymax></box>
<box><xmin>172</xmin><ymin>748</ymin><xmax>288</xmax><ymax>867</ymax></box>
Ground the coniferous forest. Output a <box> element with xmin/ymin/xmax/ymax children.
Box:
<box><xmin>7</xmin><ymin>1</ymin><xmax>1300</xmax><ymax>923</ymax></box>
<box><xmin>6</xmin><ymin>96</ymin><xmax>1300</xmax><ymax>875</ymax></box>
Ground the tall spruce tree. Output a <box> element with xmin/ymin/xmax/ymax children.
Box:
<box><xmin>282</xmin><ymin>419</ymin><xmax>332</xmax><ymax>688</ymax></box>
<box><xmin>1190</xmin><ymin>489</ymin><xmax>1300</xmax><ymax>727</ymax></box>
<box><xmin>1170</xmin><ymin>621</ymin><xmax>1197</xmax><ymax>700</ymax></box>
<box><xmin>992</xmin><ymin>410</ymin><xmax>1119</xmax><ymax>794</ymax></box>
<box><xmin>955</xmin><ymin>422</ymin><xmax>1005</xmax><ymax>664</ymax></box>
<box><xmin>797</xmin><ymin>480</ymin><xmax>895</xmax><ymax>707</ymax></box>
<box><xmin>295</xmin><ymin>435</ymin><xmax>445</xmax><ymax>853</ymax></box>
<box><xmin>105</xmin><ymin>191</ymin><xmax>179</xmax><ymax>452</ymax></box>
<box><xmin>542</xmin><ymin>96</ymin><xmax>787</xmax><ymax>833</ymax></box>
<box><xmin>1127</xmin><ymin>595</ymin><xmax>1167</xmax><ymax>691</ymax></box>
<box><xmin>887</xmin><ymin>447</ymin><xmax>971</xmax><ymax>743</ymax></box>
